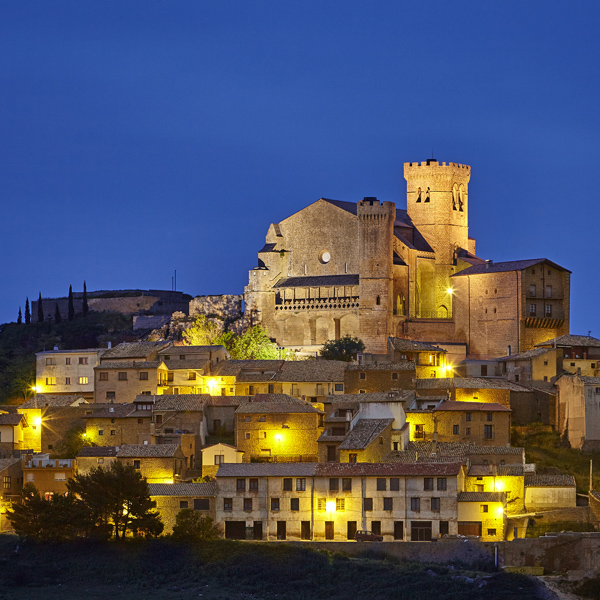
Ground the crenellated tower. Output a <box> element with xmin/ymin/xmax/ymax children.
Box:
<box><xmin>404</xmin><ymin>160</ymin><xmax>471</xmax><ymax>318</ymax></box>
<box><xmin>357</xmin><ymin>197</ymin><xmax>395</xmax><ymax>354</ymax></box>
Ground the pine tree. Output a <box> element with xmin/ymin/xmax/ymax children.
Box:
<box><xmin>54</xmin><ymin>303</ymin><xmax>62</xmax><ymax>324</ymax></box>
<box><xmin>37</xmin><ymin>292</ymin><xmax>44</xmax><ymax>323</ymax></box>
<box><xmin>17</xmin><ymin>307</ymin><xmax>22</xmax><ymax>324</ymax></box>
<box><xmin>25</xmin><ymin>298</ymin><xmax>31</xmax><ymax>324</ymax></box>
<box><xmin>68</xmin><ymin>285</ymin><xmax>75</xmax><ymax>321</ymax></box>
<box><xmin>82</xmin><ymin>281</ymin><xmax>88</xmax><ymax>315</ymax></box>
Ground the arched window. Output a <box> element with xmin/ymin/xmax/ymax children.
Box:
<box><xmin>452</xmin><ymin>184</ymin><xmax>458</xmax><ymax>211</ymax></box>
<box><xmin>425</xmin><ymin>187</ymin><xmax>430</xmax><ymax>203</ymax></box>
<box><xmin>416</xmin><ymin>187</ymin><xmax>422</xmax><ymax>203</ymax></box>
<box><xmin>458</xmin><ymin>185</ymin><xmax>464</xmax><ymax>212</ymax></box>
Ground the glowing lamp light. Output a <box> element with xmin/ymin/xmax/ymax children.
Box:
<box><xmin>496</xmin><ymin>505</ymin><xmax>504</xmax><ymax>518</ymax></box>
<box><xmin>275</xmin><ymin>434</ymin><xmax>282</xmax><ymax>441</ymax></box>
<box><xmin>446</xmin><ymin>288</ymin><xmax>454</xmax><ymax>294</ymax></box>
<box><xmin>494</xmin><ymin>480</ymin><xmax>505</xmax><ymax>492</ymax></box>
<box><xmin>33</xmin><ymin>417</ymin><xmax>42</xmax><ymax>427</ymax></box>
<box><xmin>326</xmin><ymin>500</ymin><xmax>336</xmax><ymax>513</ymax></box>
<box><xmin>31</xmin><ymin>386</ymin><xmax>37</xmax><ymax>392</ymax></box>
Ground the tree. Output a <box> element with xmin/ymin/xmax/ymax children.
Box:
<box><xmin>320</xmin><ymin>335</ymin><xmax>365</xmax><ymax>362</ymax></box>
<box><xmin>7</xmin><ymin>483</ymin><xmax>89</xmax><ymax>541</ymax></box>
<box><xmin>24</xmin><ymin>297</ymin><xmax>30</xmax><ymax>324</ymax></box>
<box><xmin>37</xmin><ymin>292</ymin><xmax>44</xmax><ymax>323</ymax></box>
<box><xmin>54</xmin><ymin>425</ymin><xmax>95</xmax><ymax>458</ymax></box>
<box><xmin>68</xmin><ymin>285</ymin><xmax>75</xmax><ymax>321</ymax></box>
<box><xmin>228</xmin><ymin>325</ymin><xmax>280</xmax><ymax>359</ymax></box>
<box><xmin>54</xmin><ymin>303</ymin><xmax>62</xmax><ymax>324</ymax></box>
<box><xmin>171</xmin><ymin>509</ymin><xmax>219</xmax><ymax>541</ymax></box>
<box><xmin>182</xmin><ymin>314</ymin><xmax>221</xmax><ymax>346</ymax></box>
<box><xmin>82</xmin><ymin>280</ymin><xmax>89</xmax><ymax>315</ymax></box>
<box><xmin>67</xmin><ymin>462</ymin><xmax>163</xmax><ymax>539</ymax></box>
<box><xmin>17</xmin><ymin>307</ymin><xmax>22</xmax><ymax>324</ymax></box>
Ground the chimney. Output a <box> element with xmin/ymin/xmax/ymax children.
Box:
<box><xmin>485</xmin><ymin>260</ymin><xmax>493</xmax><ymax>269</ymax></box>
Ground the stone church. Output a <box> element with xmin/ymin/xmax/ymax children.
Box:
<box><xmin>245</xmin><ymin>160</ymin><xmax>570</xmax><ymax>358</ymax></box>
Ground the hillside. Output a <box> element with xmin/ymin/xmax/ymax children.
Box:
<box><xmin>512</xmin><ymin>424</ymin><xmax>600</xmax><ymax>493</ymax></box>
<box><xmin>0</xmin><ymin>312</ymin><xmax>134</xmax><ymax>405</ymax></box>
<box><xmin>0</xmin><ymin>536</ymin><xmax>547</xmax><ymax>600</ymax></box>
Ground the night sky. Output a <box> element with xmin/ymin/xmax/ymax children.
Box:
<box><xmin>1</xmin><ymin>2</ymin><xmax>598</xmax><ymax>337</ymax></box>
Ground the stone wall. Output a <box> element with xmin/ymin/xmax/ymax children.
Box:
<box><xmin>189</xmin><ymin>295</ymin><xmax>244</xmax><ymax>321</ymax></box>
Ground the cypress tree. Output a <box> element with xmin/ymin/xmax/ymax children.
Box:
<box><xmin>37</xmin><ymin>292</ymin><xmax>44</xmax><ymax>323</ymax></box>
<box><xmin>82</xmin><ymin>281</ymin><xmax>89</xmax><ymax>315</ymax></box>
<box><xmin>68</xmin><ymin>285</ymin><xmax>75</xmax><ymax>321</ymax></box>
<box><xmin>54</xmin><ymin>303</ymin><xmax>62</xmax><ymax>324</ymax></box>
<box><xmin>17</xmin><ymin>307</ymin><xmax>22</xmax><ymax>324</ymax></box>
<box><xmin>25</xmin><ymin>297</ymin><xmax>31</xmax><ymax>324</ymax></box>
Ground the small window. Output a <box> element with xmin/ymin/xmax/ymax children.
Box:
<box><xmin>133</xmin><ymin>460</ymin><xmax>141</xmax><ymax>469</ymax></box>
<box><xmin>245</xmin><ymin>432</ymin><xmax>250</xmax><ymax>439</ymax></box>
<box><xmin>139</xmin><ymin>372</ymin><xmax>148</xmax><ymax>381</ymax></box>
<box><xmin>545</xmin><ymin>285</ymin><xmax>552</xmax><ymax>298</ymax></box>
<box><xmin>180</xmin><ymin>500</ymin><xmax>189</xmax><ymax>509</ymax></box>
<box><xmin>290</xmin><ymin>498</ymin><xmax>299</xmax><ymax>511</ymax></box>
<box><xmin>194</xmin><ymin>498</ymin><xmax>209</xmax><ymax>511</ymax></box>
<box><xmin>383</xmin><ymin>497</ymin><xmax>393</xmax><ymax>511</ymax></box>
<box><xmin>78</xmin><ymin>376</ymin><xmax>88</xmax><ymax>385</ymax></box>
<box><xmin>544</xmin><ymin>360</ymin><xmax>548</xmax><ymax>366</ymax></box>
<box><xmin>110</xmin><ymin>430</ymin><xmax>116</xmax><ymax>436</ymax></box>
<box><xmin>118</xmin><ymin>372</ymin><xmax>127</xmax><ymax>381</ymax></box>
<box><xmin>545</xmin><ymin>304</ymin><xmax>552</xmax><ymax>317</ymax></box>
<box><xmin>336</xmin><ymin>498</ymin><xmax>345</xmax><ymax>512</ymax></box>
<box><xmin>65</xmin><ymin>357</ymin><xmax>71</xmax><ymax>365</ymax></box>
<box><xmin>424</xmin><ymin>478</ymin><xmax>434</xmax><ymax>491</ymax></box>
<box><xmin>283</xmin><ymin>478</ymin><xmax>293</xmax><ymax>491</ymax></box>
<box><xmin>65</xmin><ymin>377</ymin><xmax>71</xmax><ymax>385</ymax></box>
<box><xmin>488</xmin><ymin>528</ymin><xmax>497</xmax><ymax>536</ymax></box>
<box><xmin>224</xmin><ymin>498</ymin><xmax>233</xmax><ymax>511</ymax></box>
<box><xmin>98</xmin><ymin>429</ymin><xmax>104</xmax><ymax>436</ymax></box>
<box><xmin>46</xmin><ymin>358</ymin><xmax>56</xmax><ymax>366</ymax></box>
<box><xmin>271</xmin><ymin>498</ymin><xmax>280</xmax><ymax>511</ymax></box>
<box><xmin>45</xmin><ymin>377</ymin><xmax>56</xmax><ymax>386</ymax></box>
<box><xmin>466</xmin><ymin>413</ymin><xmax>472</xmax><ymax>422</ymax></box>
<box><xmin>214</xmin><ymin>455</ymin><xmax>224</xmax><ymax>465</ymax></box>
<box><xmin>342</xmin><ymin>478</ymin><xmax>352</xmax><ymax>491</ymax></box>
<box><xmin>363</xmin><ymin>498</ymin><xmax>373</xmax><ymax>511</ymax></box>
<box><xmin>296</xmin><ymin>478</ymin><xmax>306</xmax><ymax>491</ymax></box>
<box><xmin>390</xmin><ymin>478</ymin><xmax>400</xmax><ymax>491</ymax></box>
<box><xmin>529</xmin><ymin>304</ymin><xmax>536</xmax><ymax>317</ymax></box>
<box><xmin>329</xmin><ymin>478</ymin><xmax>339</xmax><ymax>492</ymax></box>
<box><xmin>334</xmin><ymin>383</ymin><xmax>343</xmax><ymax>392</ymax></box>
<box><xmin>466</xmin><ymin>427</ymin><xmax>471</xmax><ymax>435</ymax></box>
<box><xmin>317</xmin><ymin>498</ymin><xmax>326</xmax><ymax>511</ymax></box>
<box><xmin>453</xmin><ymin>424</ymin><xmax>459</xmax><ymax>435</ymax></box>
<box><xmin>376</xmin><ymin>478</ymin><xmax>386</xmax><ymax>491</ymax></box>
<box><xmin>392</xmin><ymin>372</ymin><xmax>399</xmax><ymax>380</ymax></box>
<box><xmin>349</xmin><ymin>453</ymin><xmax>357</xmax><ymax>463</ymax></box>
<box><xmin>244</xmin><ymin>498</ymin><xmax>252</xmax><ymax>511</ymax></box>
<box><xmin>249</xmin><ymin>478</ymin><xmax>258</xmax><ymax>491</ymax></box>
<box><xmin>414</xmin><ymin>424</ymin><xmax>424</xmax><ymax>439</ymax></box>
<box><xmin>411</xmin><ymin>498</ymin><xmax>420</xmax><ymax>512</ymax></box>
<box><xmin>79</xmin><ymin>357</ymin><xmax>88</xmax><ymax>365</ymax></box>
<box><xmin>440</xmin><ymin>521</ymin><xmax>449</xmax><ymax>535</ymax></box>
<box><xmin>484</xmin><ymin>425</ymin><xmax>493</xmax><ymax>439</ymax></box>
<box><xmin>431</xmin><ymin>498</ymin><xmax>440</xmax><ymax>512</ymax></box>
<box><xmin>359</xmin><ymin>372</ymin><xmax>366</xmax><ymax>380</ymax></box>
<box><xmin>237</xmin><ymin>479</ymin><xmax>246</xmax><ymax>492</ymax></box>
<box><xmin>258</xmin><ymin>415</ymin><xmax>266</xmax><ymax>422</ymax></box>
<box><xmin>437</xmin><ymin>478</ymin><xmax>447</xmax><ymax>491</ymax></box>
<box><xmin>480</xmin><ymin>505</ymin><xmax>489</xmax><ymax>513</ymax></box>
<box><xmin>486</xmin><ymin>413</ymin><xmax>493</xmax><ymax>422</ymax></box>
<box><xmin>99</xmin><ymin>372</ymin><xmax>108</xmax><ymax>381</ymax></box>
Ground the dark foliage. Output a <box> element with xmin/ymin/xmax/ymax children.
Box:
<box><xmin>171</xmin><ymin>510</ymin><xmax>219</xmax><ymax>541</ymax></box>
<box><xmin>68</xmin><ymin>285</ymin><xmax>75</xmax><ymax>321</ymax></box>
<box><xmin>54</xmin><ymin>303</ymin><xmax>62</xmax><ymax>324</ymax></box>
<box><xmin>24</xmin><ymin>297</ymin><xmax>30</xmax><ymax>324</ymax></box>
<box><xmin>320</xmin><ymin>334</ymin><xmax>365</xmax><ymax>361</ymax></box>
<box><xmin>17</xmin><ymin>307</ymin><xmax>22</xmax><ymax>324</ymax></box>
<box><xmin>83</xmin><ymin>281</ymin><xmax>89</xmax><ymax>315</ymax></box>
<box><xmin>37</xmin><ymin>292</ymin><xmax>44</xmax><ymax>323</ymax></box>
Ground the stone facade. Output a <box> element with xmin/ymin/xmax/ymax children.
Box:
<box><xmin>245</xmin><ymin>160</ymin><xmax>570</xmax><ymax>358</ymax></box>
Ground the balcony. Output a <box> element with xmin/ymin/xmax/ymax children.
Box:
<box><xmin>275</xmin><ymin>297</ymin><xmax>359</xmax><ymax>312</ymax></box>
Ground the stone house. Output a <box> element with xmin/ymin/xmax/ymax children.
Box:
<box><xmin>536</xmin><ymin>334</ymin><xmax>600</xmax><ymax>378</ymax></box>
<box><xmin>405</xmin><ymin>400</ymin><xmax>511</xmax><ymax>446</ymax></box>
<box><xmin>344</xmin><ymin>362</ymin><xmax>415</xmax><ymax>394</ymax></box>
<box><xmin>149</xmin><ymin>482</ymin><xmax>217</xmax><ymax>534</ymax></box>
<box><xmin>116</xmin><ymin>444</ymin><xmax>186</xmax><ymax>484</ymax></box>
<box><xmin>464</xmin><ymin>464</ymin><xmax>526</xmax><ymax>516</ymax></box>
<box><xmin>94</xmin><ymin>341</ymin><xmax>171</xmax><ymax>403</ymax></box>
<box><xmin>201</xmin><ymin>443</ymin><xmax>244</xmax><ymax>478</ymax></box>
<box><xmin>83</xmin><ymin>402</ymin><xmax>153</xmax><ymax>447</ymax></box>
<box><xmin>387</xmin><ymin>338</ymin><xmax>449</xmax><ymax>379</ymax></box>
<box><xmin>245</xmin><ymin>160</ymin><xmax>570</xmax><ymax>357</ymax></box>
<box><xmin>524</xmin><ymin>472</ymin><xmax>577</xmax><ymax>511</ymax></box>
<box><xmin>18</xmin><ymin>394</ymin><xmax>88</xmax><ymax>454</ymax></box>
<box><xmin>0</xmin><ymin>458</ymin><xmax>23</xmax><ymax>532</ymax></box>
<box><xmin>0</xmin><ymin>413</ymin><xmax>25</xmax><ymax>457</ymax></box>
<box><xmin>204</xmin><ymin>396</ymin><xmax>244</xmax><ymax>434</ymax></box>
<box><xmin>75</xmin><ymin>446</ymin><xmax>119</xmax><ymax>475</ymax></box>
<box><xmin>555</xmin><ymin>373</ymin><xmax>600</xmax><ymax>451</ymax></box>
<box><xmin>457</xmin><ymin>491</ymin><xmax>506</xmax><ymax>541</ymax></box>
<box><xmin>215</xmin><ymin>461</ymin><xmax>465</xmax><ymax>541</ymax></box>
<box><xmin>35</xmin><ymin>348</ymin><xmax>105</xmax><ymax>400</ymax></box>
<box><xmin>496</xmin><ymin>347</ymin><xmax>560</xmax><ymax>386</ymax></box>
<box><xmin>23</xmin><ymin>457</ymin><xmax>75</xmax><ymax>498</ymax></box>
<box><xmin>234</xmin><ymin>394</ymin><xmax>324</xmax><ymax>463</ymax></box>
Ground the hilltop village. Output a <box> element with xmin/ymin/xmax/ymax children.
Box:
<box><xmin>2</xmin><ymin>160</ymin><xmax>600</xmax><ymax>549</ymax></box>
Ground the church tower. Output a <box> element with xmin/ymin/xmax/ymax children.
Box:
<box><xmin>357</xmin><ymin>197</ymin><xmax>395</xmax><ymax>354</ymax></box>
<box><xmin>404</xmin><ymin>160</ymin><xmax>471</xmax><ymax>318</ymax></box>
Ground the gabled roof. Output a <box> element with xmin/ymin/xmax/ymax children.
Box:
<box><xmin>236</xmin><ymin>395</ymin><xmax>322</xmax><ymax>414</ymax></box>
<box><xmin>338</xmin><ymin>419</ymin><xmax>394</xmax><ymax>450</ymax></box>
<box><xmin>149</xmin><ymin>482</ymin><xmax>217</xmax><ymax>496</ymax></box>
<box><xmin>431</xmin><ymin>400</ymin><xmax>511</xmax><ymax>413</ymax></box>
<box><xmin>525</xmin><ymin>473</ymin><xmax>576</xmax><ymax>487</ymax></box>
<box><xmin>152</xmin><ymin>394</ymin><xmax>209</xmax><ymax>412</ymax></box>
<box><xmin>210</xmin><ymin>360</ymin><xmax>284</xmax><ymax>377</ymax></box>
<box><xmin>346</xmin><ymin>361</ymin><xmax>415</xmax><ymax>372</ymax></box>
<box><xmin>276</xmin><ymin>360</ymin><xmax>347</xmax><ymax>382</ymax></box>
<box><xmin>535</xmin><ymin>334</ymin><xmax>600</xmax><ymax>348</ymax></box>
<box><xmin>0</xmin><ymin>458</ymin><xmax>20</xmax><ymax>472</ymax></box>
<box><xmin>162</xmin><ymin>359</ymin><xmax>210</xmax><ymax>371</ymax></box>
<box><xmin>326</xmin><ymin>390</ymin><xmax>411</xmax><ymax>404</ymax></box>
<box><xmin>389</xmin><ymin>338</ymin><xmax>444</xmax><ymax>353</ymax></box>
<box><xmin>272</xmin><ymin>274</ymin><xmax>359</xmax><ymax>288</ymax></box>
<box><xmin>77</xmin><ymin>446</ymin><xmax>119</xmax><ymax>457</ymax></box>
<box><xmin>217</xmin><ymin>463</ymin><xmax>318</xmax><ymax>477</ymax></box>
<box><xmin>101</xmin><ymin>341</ymin><xmax>171</xmax><ymax>360</ymax></box>
<box><xmin>96</xmin><ymin>360</ymin><xmax>162</xmax><ymax>370</ymax></box>
<box><xmin>0</xmin><ymin>414</ymin><xmax>24</xmax><ymax>426</ymax></box>
<box><xmin>201</xmin><ymin>442</ymin><xmax>243</xmax><ymax>452</ymax></box>
<box><xmin>20</xmin><ymin>394</ymin><xmax>88</xmax><ymax>409</ymax></box>
<box><xmin>416</xmin><ymin>377</ymin><xmax>527</xmax><ymax>392</ymax></box>
<box><xmin>496</xmin><ymin>348</ymin><xmax>554</xmax><ymax>362</ymax></box>
<box><xmin>158</xmin><ymin>345</ymin><xmax>224</xmax><ymax>355</ymax></box>
<box><xmin>451</xmin><ymin>258</ymin><xmax>571</xmax><ymax>277</ymax></box>
<box><xmin>385</xmin><ymin>441</ymin><xmax>525</xmax><ymax>463</ymax></box>
<box><xmin>116</xmin><ymin>444</ymin><xmax>180</xmax><ymax>458</ymax></box>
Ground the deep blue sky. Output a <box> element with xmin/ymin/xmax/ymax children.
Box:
<box><xmin>1</xmin><ymin>2</ymin><xmax>598</xmax><ymax>336</ymax></box>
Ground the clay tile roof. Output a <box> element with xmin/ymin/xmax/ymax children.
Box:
<box><xmin>496</xmin><ymin>348</ymin><xmax>554</xmax><ymax>362</ymax></box>
<box><xmin>525</xmin><ymin>473</ymin><xmax>576</xmax><ymax>487</ymax></box>
<box><xmin>236</xmin><ymin>394</ymin><xmax>322</xmax><ymax>414</ymax></box>
<box><xmin>433</xmin><ymin>400</ymin><xmax>511</xmax><ymax>412</ymax></box>
<box><xmin>77</xmin><ymin>446</ymin><xmax>119</xmax><ymax>457</ymax></box>
<box><xmin>216</xmin><ymin>463</ymin><xmax>318</xmax><ymax>477</ymax></box>
<box><xmin>201</xmin><ymin>443</ymin><xmax>242</xmax><ymax>452</ymax></box>
<box><xmin>275</xmin><ymin>360</ymin><xmax>347</xmax><ymax>382</ymax></box>
<box><xmin>159</xmin><ymin>345</ymin><xmax>224</xmax><ymax>355</ymax></box>
<box><xmin>0</xmin><ymin>414</ymin><xmax>23</xmax><ymax>425</ymax></box>
<box><xmin>590</xmin><ymin>491</ymin><xmax>600</xmax><ymax>502</ymax></box>
<box><xmin>314</xmin><ymin>462</ymin><xmax>463</xmax><ymax>477</ymax></box>
<box><xmin>96</xmin><ymin>360</ymin><xmax>162</xmax><ymax>370</ymax></box>
<box><xmin>415</xmin><ymin>377</ymin><xmax>527</xmax><ymax>391</ymax></box>
<box><xmin>535</xmin><ymin>335</ymin><xmax>600</xmax><ymax>348</ymax></box>
<box><xmin>346</xmin><ymin>362</ymin><xmax>415</xmax><ymax>372</ymax></box>
<box><xmin>451</xmin><ymin>258</ymin><xmax>570</xmax><ymax>276</ymax></box>
<box><xmin>272</xmin><ymin>274</ymin><xmax>359</xmax><ymax>288</ymax></box>
<box><xmin>338</xmin><ymin>419</ymin><xmax>394</xmax><ymax>450</ymax></box>
<box><xmin>101</xmin><ymin>341</ymin><xmax>171</xmax><ymax>359</ymax></box>
<box><xmin>326</xmin><ymin>391</ymin><xmax>409</xmax><ymax>404</ymax></box>
<box><xmin>389</xmin><ymin>338</ymin><xmax>445</xmax><ymax>353</ymax></box>
<box><xmin>207</xmin><ymin>396</ymin><xmax>246</xmax><ymax>407</ymax></box>
<box><xmin>83</xmin><ymin>404</ymin><xmax>138</xmax><ymax>419</ymax></box>
<box><xmin>458</xmin><ymin>492</ymin><xmax>505</xmax><ymax>502</ymax></box>
<box><xmin>577</xmin><ymin>376</ymin><xmax>600</xmax><ymax>385</ymax></box>
<box><xmin>384</xmin><ymin>442</ymin><xmax>525</xmax><ymax>463</ymax></box>
<box><xmin>20</xmin><ymin>394</ymin><xmax>88</xmax><ymax>409</ymax></box>
<box><xmin>116</xmin><ymin>444</ymin><xmax>180</xmax><ymax>458</ymax></box>
<box><xmin>210</xmin><ymin>360</ymin><xmax>284</xmax><ymax>377</ymax></box>
<box><xmin>317</xmin><ymin>433</ymin><xmax>347</xmax><ymax>442</ymax></box>
<box><xmin>499</xmin><ymin>464</ymin><xmax>524</xmax><ymax>476</ymax></box>
<box><xmin>0</xmin><ymin>458</ymin><xmax>20</xmax><ymax>472</ymax></box>
<box><xmin>152</xmin><ymin>394</ymin><xmax>209</xmax><ymax>411</ymax></box>
<box><xmin>148</xmin><ymin>482</ymin><xmax>217</xmax><ymax>496</ymax></box>
<box><xmin>162</xmin><ymin>359</ymin><xmax>210</xmax><ymax>371</ymax></box>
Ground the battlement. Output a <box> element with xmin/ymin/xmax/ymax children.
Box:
<box><xmin>357</xmin><ymin>197</ymin><xmax>395</xmax><ymax>213</ymax></box>
<box><xmin>404</xmin><ymin>160</ymin><xmax>470</xmax><ymax>170</ymax></box>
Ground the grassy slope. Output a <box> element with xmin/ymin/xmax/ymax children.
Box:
<box><xmin>512</xmin><ymin>425</ymin><xmax>600</xmax><ymax>493</ymax></box>
<box><xmin>0</xmin><ymin>536</ymin><xmax>547</xmax><ymax>600</ymax></box>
